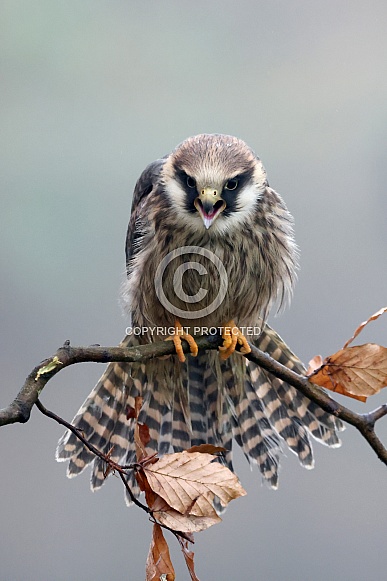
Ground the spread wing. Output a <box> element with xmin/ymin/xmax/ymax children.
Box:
<box><xmin>125</xmin><ymin>157</ymin><xmax>166</xmax><ymax>275</ymax></box>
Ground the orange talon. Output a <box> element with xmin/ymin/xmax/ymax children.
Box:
<box><xmin>166</xmin><ymin>320</ymin><xmax>198</xmax><ymax>363</ymax></box>
<box><xmin>219</xmin><ymin>320</ymin><xmax>251</xmax><ymax>360</ymax></box>
<box><xmin>237</xmin><ymin>333</ymin><xmax>251</xmax><ymax>355</ymax></box>
<box><xmin>219</xmin><ymin>324</ymin><xmax>233</xmax><ymax>351</ymax></box>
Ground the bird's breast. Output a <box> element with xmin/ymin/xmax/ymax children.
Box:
<box><xmin>127</xmin><ymin>230</ymin><xmax>274</xmax><ymax>337</ymax></box>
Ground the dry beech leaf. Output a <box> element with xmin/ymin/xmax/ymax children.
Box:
<box><xmin>136</xmin><ymin>467</ymin><xmax>221</xmax><ymax>533</ymax></box>
<box><xmin>126</xmin><ymin>404</ymin><xmax>136</xmax><ymax>420</ymax></box>
<box><xmin>309</xmin><ymin>343</ymin><xmax>387</xmax><ymax>401</ymax></box>
<box><xmin>306</xmin><ymin>355</ymin><xmax>324</xmax><ymax>375</ymax></box>
<box><xmin>343</xmin><ymin>306</ymin><xmax>387</xmax><ymax>349</ymax></box>
<box><xmin>186</xmin><ymin>444</ymin><xmax>226</xmax><ymax>455</ymax></box>
<box><xmin>143</xmin><ymin>451</ymin><xmax>246</xmax><ymax>516</ymax></box>
<box><xmin>138</xmin><ymin>423</ymin><xmax>151</xmax><ymax>448</ymax></box>
<box><xmin>129</xmin><ymin>396</ymin><xmax>149</xmax><ymax>461</ymax></box>
<box><xmin>152</xmin><ymin>497</ymin><xmax>221</xmax><ymax>534</ymax></box>
<box><xmin>136</xmin><ymin>451</ymin><xmax>246</xmax><ymax>532</ymax></box>
<box><xmin>178</xmin><ymin>537</ymin><xmax>201</xmax><ymax>581</ymax></box>
<box><xmin>145</xmin><ymin>523</ymin><xmax>175</xmax><ymax>581</ymax></box>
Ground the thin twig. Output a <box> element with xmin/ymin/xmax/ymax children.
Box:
<box><xmin>35</xmin><ymin>398</ymin><xmax>193</xmax><ymax>543</ymax></box>
<box><xmin>35</xmin><ymin>399</ymin><xmax>152</xmax><ymax>514</ymax></box>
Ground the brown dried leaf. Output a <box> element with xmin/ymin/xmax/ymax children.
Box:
<box><xmin>307</xmin><ymin>355</ymin><xmax>324</xmax><ymax>375</ymax></box>
<box><xmin>126</xmin><ymin>404</ymin><xmax>136</xmax><ymax>420</ymax></box>
<box><xmin>343</xmin><ymin>306</ymin><xmax>387</xmax><ymax>349</ymax></box>
<box><xmin>145</xmin><ymin>523</ymin><xmax>175</xmax><ymax>581</ymax></box>
<box><xmin>178</xmin><ymin>537</ymin><xmax>201</xmax><ymax>581</ymax></box>
<box><xmin>135</xmin><ymin>467</ymin><xmax>150</xmax><ymax>494</ymax></box>
<box><xmin>153</xmin><ymin>500</ymin><xmax>221</xmax><ymax>533</ymax></box>
<box><xmin>134</xmin><ymin>426</ymin><xmax>147</xmax><ymax>460</ymax></box>
<box><xmin>138</xmin><ymin>423</ymin><xmax>151</xmax><ymax>448</ymax></box>
<box><xmin>136</xmin><ymin>467</ymin><xmax>221</xmax><ymax>533</ymax></box>
<box><xmin>126</xmin><ymin>396</ymin><xmax>143</xmax><ymax>420</ymax></box>
<box><xmin>309</xmin><ymin>343</ymin><xmax>387</xmax><ymax>401</ymax></box>
<box><xmin>186</xmin><ymin>444</ymin><xmax>226</xmax><ymax>455</ymax></box>
<box><xmin>129</xmin><ymin>396</ymin><xmax>150</xmax><ymax>461</ymax></box>
<box><xmin>143</xmin><ymin>451</ymin><xmax>246</xmax><ymax>515</ymax></box>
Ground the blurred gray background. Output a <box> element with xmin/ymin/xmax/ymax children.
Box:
<box><xmin>1</xmin><ymin>1</ymin><xmax>387</xmax><ymax>580</ymax></box>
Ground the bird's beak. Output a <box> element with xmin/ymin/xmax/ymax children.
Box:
<box><xmin>194</xmin><ymin>187</ymin><xmax>226</xmax><ymax>229</ymax></box>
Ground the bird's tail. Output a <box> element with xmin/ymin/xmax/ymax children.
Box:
<box><xmin>56</xmin><ymin>326</ymin><xmax>343</xmax><ymax>504</ymax></box>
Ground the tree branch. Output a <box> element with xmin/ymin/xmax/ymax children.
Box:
<box><xmin>244</xmin><ymin>344</ymin><xmax>387</xmax><ymax>465</ymax></box>
<box><xmin>0</xmin><ymin>335</ymin><xmax>222</xmax><ymax>426</ymax></box>
<box><xmin>1</xmin><ymin>333</ymin><xmax>387</xmax><ymax>466</ymax></box>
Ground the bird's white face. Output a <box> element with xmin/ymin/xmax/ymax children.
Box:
<box><xmin>162</xmin><ymin>134</ymin><xmax>268</xmax><ymax>235</ymax></box>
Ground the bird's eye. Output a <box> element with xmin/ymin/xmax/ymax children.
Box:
<box><xmin>186</xmin><ymin>176</ymin><xmax>196</xmax><ymax>189</ymax></box>
<box><xmin>225</xmin><ymin>178</ymin><xmax>239</xmax><ymax>191</ymax></box>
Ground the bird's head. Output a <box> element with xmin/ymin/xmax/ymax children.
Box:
<box><xmin>162</xmin><ymin>134</ymin><xmax>268</xmax><ymax>234</ymax></box>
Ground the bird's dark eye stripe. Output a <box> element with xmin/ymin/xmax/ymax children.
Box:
<box><xmin>223</xmin><ymin>171</ymin><xmax>252</xmax><ymax>195</ymax></box>
<box><xmin>174</xmin><ymin>169</ymin><xmax>199</xmax><ymax>214</ymax></box>
<box><xmin>175</xmin><ymin>169</ymin><xmax>197</xmax><ymax>190</ymax></box>
<box><xmin>186</xmin><ymin>175</ymin><xmax>196</xmax><ymax>188</ymax></box>
<box><xmin>221</xmin><ymin>170</ymin><xmax>254</xmax><ymax>217</ymax></box>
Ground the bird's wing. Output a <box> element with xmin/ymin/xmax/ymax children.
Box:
<box><xmin>125</xmin><ymin>157</ymin><xmax>166</xmax><ymax>275</ymax></box>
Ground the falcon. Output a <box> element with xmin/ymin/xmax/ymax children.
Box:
<box><xmin>57</xmin><ymin>134</ymin><xmax>342</xmax><ymax>502</ymax></box>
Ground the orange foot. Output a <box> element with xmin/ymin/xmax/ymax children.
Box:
<box><xmin>218</xmin><ymin>319</ymin><xmax>251</xmax><ymax>360</ymax></box>
<box><xmin>166</xmin><ymin>319</ymin><xmax>198</xmax><ymax>363</ymax></box>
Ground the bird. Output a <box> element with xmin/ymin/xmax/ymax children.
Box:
<box><xmin>56</xmin><ymin>134</ymin><xmax>343</xmax><ymax>504</ymax></box>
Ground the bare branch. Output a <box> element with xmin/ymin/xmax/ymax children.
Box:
<box><xmin>0</xmin><ymin>335</ymin><xmax>222</xmax><ymax>427</ymax></box>
<box><xmin>244</xmin><ymin>343</ymin><xmax>387</xmax><ymax>465</ymax></box>
<box><xmin>2</xmin><ymin>333</ymin><xmax>387</xmax><ymax>467</ymax></box>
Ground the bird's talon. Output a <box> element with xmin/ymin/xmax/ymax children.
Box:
<box><xmin>239</xmin><ymin>344</ymin><xmax>252</xmax><ymax>355</ymax></box>
<box><xmin>238</xmin><ymin>334</ymin><xmax>251</xmax><ymax>354</ymax></box>
<box><xmin>219</xmin><ymin>327</ymin><xmax>232</xmax><ymax>351</ymax></box>
<box><xmin>219</xmin><ymin>346</ymin><xmax>234</xmax><ymax>360</ymax></box>
<box><xmin>219</xmin><ymin>320</ymin><xmax>251</xmax><ymax>359</ymax></box>
<box><xmin>166</xmin><ymin>320</ymin><xmax>198</xmax><ymax>362</ymax></box>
